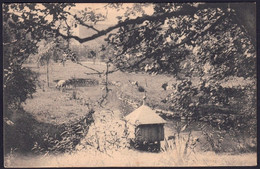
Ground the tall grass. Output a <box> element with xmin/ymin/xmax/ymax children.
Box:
<box><xmin>5</xmin><ymin>147</ymin><xmax>256</xmax><ymax>167</ymax></box>
<box><xmin>161</xmin><ymin>130</ymin><xmax>199</xmax><ymax>165</ymax></box>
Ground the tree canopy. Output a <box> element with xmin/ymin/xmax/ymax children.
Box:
<box><xmin>3</xmin><ymin>3</ymin><xmax>256</xmax><ymax>112</ymax></box>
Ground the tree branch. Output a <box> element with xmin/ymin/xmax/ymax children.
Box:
<box><xmin>55</xmin><ymin>3</ymin><xmax>221</xmax><ymax>43</ymax></box>
<box><xmin>84</xmin><ymin>72</ymin><xmax>102</xmax><ymax>76</ymax></box>
<box><xmin>167</xmin><ymin>13</ymin><xmax>228</xmax><ymax>49</ymax></box>
<box><xmin>75</xmin><ymin>62</ymin><xmax>102</xmax><ymax>74</ymax></box>
<box><xmin>73</xmin><ymin>14</ymin><xmax>100</xmax><ymax>33</ymax></box>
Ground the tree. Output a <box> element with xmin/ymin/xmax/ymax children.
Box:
<box><xmin>103</xmin><ymin>3</ymin><xmax>256</xmax><ymax>152</ymax></box>
<box><xmin>3</xmin><ymin>10</ymin><xmax>39</xmax><ymax>118</ymax></box>
<box><xmin>36</xmin><ymin>40</ymin><xmax>55</xmax><ymax>87</ymax></box>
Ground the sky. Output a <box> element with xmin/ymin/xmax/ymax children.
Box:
<box><xmin>73</xmin><ymin>3</ymin><xmax>154</xmax><ymax>25</ymax></box>
<box><xmin>69</xmin><ymin>3</ymin><xmax>155</xmax><ymax>47</ymax></box>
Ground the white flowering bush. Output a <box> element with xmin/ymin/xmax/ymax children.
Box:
<box><xmin>81</xmin><ymin>109</ymin><xmax>130</xmax><ymax>153</ymax></box>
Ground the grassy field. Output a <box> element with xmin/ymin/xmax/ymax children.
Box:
<box><xmin>5</xmin><ymin>148</ymin><xmax>257</xmax><ymax>167</ymax></box>
<box><xmin>6</xmin><ymin>60</ymin><xmax>256</xmax><ymax>167</ymax></box>
<box><xmin>22</xmin><ymin>60</ymin><xmax>175</xmax><ymax>124</ymax></box>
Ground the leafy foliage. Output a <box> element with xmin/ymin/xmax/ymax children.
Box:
<box><xmin>105</xmin><ymin>3</ymin><xmax>256</xmax><ymax>153</ymax></box>
<box><xmin>3</xmin><ymin>11</ymin><xmax>39</xmax><ymax>117</ymax></box>
<box><xmin>107</xmin><ymin>3</ymin><xmax>256</xmax><ymax>78</ymax></box>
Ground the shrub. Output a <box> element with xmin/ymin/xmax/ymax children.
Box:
<box><xmin>161</xmin><ymin>123</ymin><xmax>199</xmax><ymax>164</ymax></box>
<box><xmin>137</xmin><ymin>86</ymin><xmax>145</xmax><ymax>92</ymax></box>
<box><xmin>81</xmin><ymin>110</ymin><xmax>130</xmax><ymax>153</ymax></box>
<box><xmin>4</xmin><ymin>67</ymin><xmax>38</xmax><ymax>117</ymax></box>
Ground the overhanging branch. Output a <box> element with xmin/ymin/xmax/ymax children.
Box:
<box><xmin>73</xmin><ymin>14</ymin><xmax>100</xmax><ymax>33</ymax></box>
<box><xmin>55</xmin><ymin>3</ymin><xmax>221</xmax><ymax>43</ymax></box>
<box><xmin>75</xmin><ymin>62</ymin><xmax>102</xmax><ymax>74</ymax></box>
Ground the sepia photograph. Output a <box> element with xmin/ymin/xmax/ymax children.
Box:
<box><xmin>3</xmin><ymin>2</ymin><xmax>257</xmax><ymax>167</ymax></box>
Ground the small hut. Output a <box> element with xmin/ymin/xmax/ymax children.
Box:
<box><xmin>125</xmin><ymin>97</ymin><xmax>166</xmax><ymax>151</ymax></box>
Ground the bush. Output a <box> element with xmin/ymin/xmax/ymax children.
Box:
<box><xmin>161</xmin><ymin>122</ymin><xmax>199</xmax><ymax>163</ymax></box>
<box><xmin>81</xmin><ymin>110</ymin><xmax>130</xmax><ymax>153</ymax></box>
<box><xmin>4</xmin><ymin>67</ymin><xmax>38</xmax><ymax>117</ymax></box>
<box><xmin>137</xmin><ymin>86</ymin><xmax>145</xmax><ymax>92</ymax></box>
<box><xmin>161</xmin><ymin>78</ymin><xmax>257</xmax><ymax>154</ymax></box>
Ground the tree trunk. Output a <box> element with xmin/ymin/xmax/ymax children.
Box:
<box><xmin>105</xmin><ymin>62</ymin><xmax>109</xmax><ymax>93</ymax></box>
<box><xmin>230</xmin><ymin>3</ymin><xmax>256</xmax><ymax>47</ymax></box>
<box><xmin>46</xmin><ymin>61</ymin><xmax>49</xmax><ymax>87</ymax></box>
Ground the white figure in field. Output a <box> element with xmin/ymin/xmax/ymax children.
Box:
<box><xmin>56</xmin><ymin>80</ymin><xmax>67</xmax><ymax>90</ymax></box>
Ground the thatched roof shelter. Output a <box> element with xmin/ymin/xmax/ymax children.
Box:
<box><xmin>125</xmin><ymin>104</ymin><xmax>166</xmax><ymax>126</ymax></box>
<box><xmin>125</xmin><ymin>96</ymin><xmax>167</xmax><ymax>144</ymax></box>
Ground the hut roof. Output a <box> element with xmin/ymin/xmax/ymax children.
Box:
<box><xmin>125</xmin><ymin>105</ymin><xmax>167</xmax><ymax>126</ymax></box>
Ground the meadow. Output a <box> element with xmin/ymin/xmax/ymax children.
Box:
<box><xmin>5</xmin><ymin>60</ymin><xmax>257</xmax><ymax>167</ymax></box>
<box><xmin>5</xmin><ymin>149</ymin><xmax>257</xmax><ymax>167</ymax></box>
